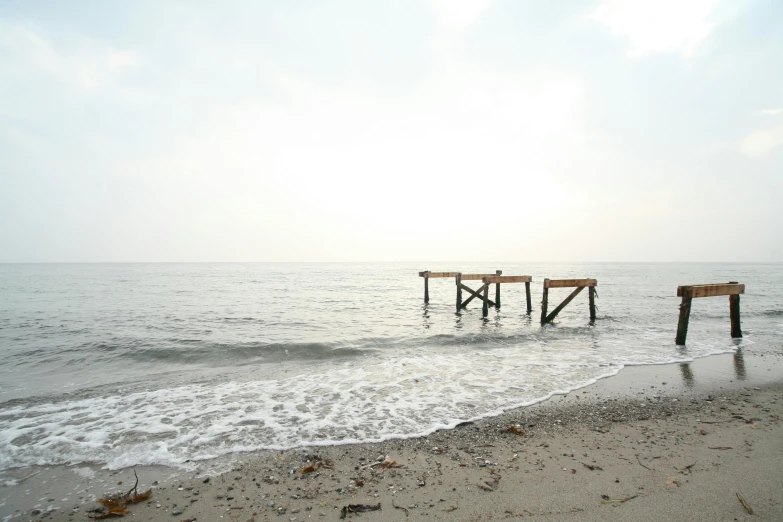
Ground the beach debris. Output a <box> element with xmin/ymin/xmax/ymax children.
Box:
<box><xmin>507</xmin><ymin>426</ymin><xmax>526</xmax><ymax>436</ymax></box>
<box><xmin>391</xmin><ymin>501</ymin><xmax>409</xmax><ymax>517</ymax></box>
<box><xmin>300</xmin><ymin>459</ymin><xmax>333</xmax><ymax>474</ymax></box>
<box><xmin>666</xmin><ymin>476</ymin><xmax>681</xmax><ymax>487</ymax></box>
<box><xmin>600</xmin><ymin>494</ymin><xmax>638</xmax><ymax>504</ymax></box>
<box><xmin>90</xmin><ymin>470</ymin><xmax>152</xmax><ymax>518</ymax></box>
<box><xmin>359</xmin><ymin>456</ymin><xmax>402</xmax><ymax>471</ymax></box>
<box><xmin>636</xmin><ymin>456</ymin><xmax>653</xmax><ymax>471</ymax></box>
<box><xmin>676</xmin><ymin>461</ymin><xmax>697</xmax><ymax>473</ymax></box>
<box><xmin>88</xmin><ymin>506</ymin><xmax>128</xmax><ymax>519</ymax></box>
<box><xmin>477</xmin><ymin>483</ymin><xmax>494</xmax><ymax>492</ymax></box>
<box><xmin>443</xmin><ymin>506</ymin><xmax>459</xmax><ymax>512</ymax></box>
<box><xmin>582</xmin><ymin>463</ymin><xmax>603</xmax><ymax>471</ymax></box>
<box><xmin>736</xmin><ymin>493</ymin><xmax>754</xmax><ymax>515</ymax></box>
<box><xmin>339</xmin><ymin>503</ymin><xmax>381</xmax><ymax>519</ymax></box>
<box><xmin>708</xmin><ymin>446</ymin><xmax>733</xmax><ymax>450</ymax></box>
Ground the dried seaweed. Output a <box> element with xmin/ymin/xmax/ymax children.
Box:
<box><xmin>301</xmin><ymin>457</ymin><xmax>334</xmax><ymax>473</ymax></box>
<box><xmin>92</xmin><ymin>471</ymin><xmax>152</xmax><ymax>519</ymax></box>
<box><xmin>88</xmin><ymin>506</ymin><xmax>128</xmax><ymax>519</ymax></box>
<box><xmin>507</xmin><ymin>426</ymin><xmax>526</xmax><ymax>436</ymax></box>
<box><xmin>736</xmin><ymin>493</ymin><xmax>753</xmax><ymax>515</ymax></box>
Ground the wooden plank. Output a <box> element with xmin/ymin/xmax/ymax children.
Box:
<box><xmin>420</xmin><ymin>271</ymin><xmax>461</xmax><ymax>278</ymax></box>
<box><xmin>676</xmin><ymin>283</ymin><xmax>744</xmax><ymax>298</ymax></box>
<box><xmin>544</xmin><ymin>278</ymin><xmax>597</xmax><ymax>288</ymax></box>
<box><xmin>482</xmin><ymin>275</ymin><xmax>532</xmax><ymax>284</ymax></box>
<box><xmin>544</xmin><ymin>286</ymin><xmax>585</xmax><ymax>323</ymax></box>
<box><xmin>460</xmin><ymin>273</ymin><xmax>501</xmax><ymax>281</ymax></box>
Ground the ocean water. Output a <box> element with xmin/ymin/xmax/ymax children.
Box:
<box><xmin>0</xmin><ymin>262</ymin><xmax>780</xmax><ymax>472</ymax></box>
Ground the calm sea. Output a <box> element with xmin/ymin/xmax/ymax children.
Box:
<box><xmin>0</xmin><ymin>263</ymin><xmax>780</xmax><ymax>471</ymax></box>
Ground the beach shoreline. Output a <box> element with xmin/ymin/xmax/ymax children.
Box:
<box><xmin>3</xmin><ymin>349</ymin><xmax>782</xmax><ymax>521</ymax></box>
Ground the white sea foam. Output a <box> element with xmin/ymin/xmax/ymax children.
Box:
<box><xmin>0</xmin><ymin>335</ymin><xmax>740</xmax><ymax>471</ymax></box>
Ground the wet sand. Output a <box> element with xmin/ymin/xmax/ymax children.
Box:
<box><xmin>3</xmin><ymin>348</ymin><xmax>783</xmax><ymax>521</ymax></box>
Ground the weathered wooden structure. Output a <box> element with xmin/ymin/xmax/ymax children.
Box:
<box><xmin>418</xmin><ymin>270</ymin><xmax>501</xmax><ymax>304</ymax></box>
<box><xmin>675</xmin><ymin>282</ymin><xmax>744</xmax><ymax>345</ymax></box>
<box><xmin>456</xmin><ymin>271</ymin><xmax>503</xmax><ymax>311</ymax></box>
<box><xmin>540</xmin><ymin>278</ymin><xmax>597</xmax><ymax>324</ymax></box>
<box><xmin>479</xmin><ymin>275</ymin><xmax>533</xmax><ymax>317</ymax></box>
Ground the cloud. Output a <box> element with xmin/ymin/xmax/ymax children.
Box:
<box><xmin>590</xmin><ymin>0</ymin><xmax>720</xmax><ymax>57</ymax></box>
<box><xmin>759</xmin><ymin>109</ymin><xmax>782</xmax><ymax>116</ymax></box>
<box><xmin>429</xmin><ymin>0</ymin><xmax>492</xmax><ymax>50</ymax></box>
<box><xmin>741</xmin><ymin>126</ymin><xmax>783</xmax><ymax>157</ymax></box>
<box><xmin>0</xmin><ymin>20</ymin><xmax>142</xmax><ymax>92</ymax></box>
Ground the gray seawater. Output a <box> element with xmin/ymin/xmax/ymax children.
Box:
<box><xmin>0</xmin><ymin>263</ymin><xmax>780</xmax><ymax>471</ymax></box>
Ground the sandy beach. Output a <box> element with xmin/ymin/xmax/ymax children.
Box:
<box><xmin>3</xmin><ymin>349</ymin><xmax>782</xmax><ymax>522</ymax></box>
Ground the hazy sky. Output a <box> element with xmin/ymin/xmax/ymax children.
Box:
<box><xmin>1</xmin><ymin>0</ymin><xmax>781</xmax><ymax>262</ymax></box>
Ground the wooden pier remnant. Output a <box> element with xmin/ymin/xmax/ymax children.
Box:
<box><xmin>479</xmin><ymin>275</ymin><xmax>533</xmax><ymax>318</ymax></box>
<box><xmin>675</xmin><ymin>282</ymin><xmax>744</xmax><ymax>345</ymax></box>
<box><xmin>540</xmin><ymin>278</ymin><xmax>597</xmax><ymax>324</ymax></box>
<box><xmin>456</xmin><ymin>271</ymin><xmax>502</xmax><ymax>311</ymax></box>
<box><xmin>419</xmin><ymin>270</ymin><xmax>501</xmax><ymax>304</ymax></box>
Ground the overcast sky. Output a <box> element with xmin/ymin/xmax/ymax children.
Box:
<box><xmin>1</xmin><ymin>0</ymin><xmax>781</xmax><ymax>262</ymax></box>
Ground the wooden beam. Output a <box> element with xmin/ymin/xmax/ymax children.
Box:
<box><xmin>460</xmin><ymin>273</ymin><xmax>501</xmax><ymax>281</ymax></box>
<box><xmin>482</xmin><ymin>275</ymin><xmax>532</xmax><ymax>284</ymax></box>
<box><xmin>676</xmin><ymin>283</ymin><xmax>745</xmax><ymax>298</ymax></box>
<box><xmin>544</xmin><ymin>286</ymin><xmax>585</xmax><ymax>323</ymax></box>
<box><xmin>482</xmin><ymin>283</ymin><xmax>489</xmax><ymax>317</ymax></box>
<box><xmin>544</xmin><ymin>278</ymin><xmax>597</xmax><ymax>288</ymax></box>
<box><xmin>540</xmin><ymin>285</ymin><xmax>549</xmax><ymax>324</ymax></box>
<box><xmin>460</xmin><ymin>284</ymin><xmax>495</xmax><ymax>308</ymax></box>
<box><xmin>589</xmin><ymin>286</ymin><xmax>596</xmax><ymax>322</ymax></box>
<box><xmin>525</xmin><ymin>281</ymin><xmax>532</xmax><ymax>314</ymax></box>
<box><xmin>420</xmin><ymin>271</ymin><xmax>461</xmax><ymax>278</ymax></box>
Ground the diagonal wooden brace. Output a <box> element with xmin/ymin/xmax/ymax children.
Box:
<box><xmin>544</xmin><ymin>286</ymin><xmax>585</xmax><ymax>323</ymax></box>
<box><xmin>460</xmin><ymin>283</ymin><xmax>495</xmax><ymax>308</ymax></box>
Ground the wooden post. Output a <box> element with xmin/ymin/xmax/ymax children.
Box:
<box><xmin>525</xmin><ymin>281</ymin><xmax>532</xmax><ymax>314</ymax></box>
<box><xmin>588</xmin><ymin>286</ymin><xmax>596</xmax><ymax>322</ymax></box>
<box><xmin>729</xmin><ymin>294</ymin><xmax>742</xmax><ymax>338</ymax></box>
<box><xmin>675</xmin><ymin>287</ymin><xmax>692</xmax><ymax>345</ymax></box>
<box><xmin>675</xmin><ymin>282</ymin><xmax>744</xmax><ymax>343</ymax></box>
<box><xmin>540</xmin><ymin>280</ymin><xmax>549</xmax><ymax>324</ymax></box>
<box><xmin>456</xmin><ymin>273</ymin><xmax>462</xmax><ymax>312</ymax></box>
<box><xmin>424</xmin><ymin>272</ymin><xmax>429</xmax><ymax>303</ymax></box>
<box><xmin>482</xmin><ymin>283</ymin><xmax>489</xmax><ymax>317</ymax></box>
<box><xmin>495</xmin><ymin>270</ymin><xmax>502</xmax><ymax>308</ymax></box>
